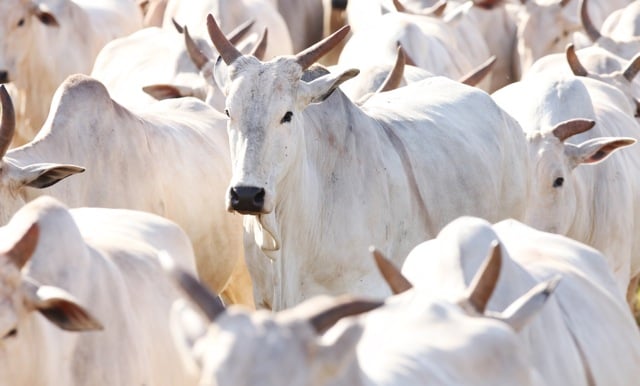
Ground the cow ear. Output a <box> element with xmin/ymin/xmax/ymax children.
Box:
<box><xmin>299</xmin><ymin>69</ymin><xmax>360</xmax><ymax>105</ymax></box>
<box><xmin>312</xmin><ymin>322</ymin><xmax>362</xmax><ymax>380</ymax></box>
<box><xmin>22</xmin><ymin>279</ymin><xmax>103</xmax><ymax>331</ymax></box>
<box><xmin>488</xmin><ymin>276</ymin><xmax>560</xmax><ymax>332</ymax></box>
<box><xmin>567</xmin><ymin>137</ymin><xmax>636</xmax><ymax>167</ymax></box>
<box><xmin>213</xmin><ymin>56</ymin><xmax>231</xmax><ymax>96</ymax></box>
<box><xmin>32</xmin><ymin>4</ymin><xmax>59</xmax><ymax>27</ymax></box>
<box><xmin>19</xmin><ymin>163</ymin><xmax>85</xmax><ymax>189</ymax></box>
<box><xmin>170</xmin><ymin>299</ymin><xmax>208</xmax><ymax>373</ymax></box>
<box><xmin>143</xmin><ymin>84</ymin><xmax>197</xmax><ymax>100</ymax></box>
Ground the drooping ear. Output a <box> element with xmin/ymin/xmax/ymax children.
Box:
<box><xmin>313</xmin><ymin>322</ymin><xmax>363</xmax><ymax>381</ymax></box>
<box><xmin>488</xmin><ymin>276</ymin><xmax>560</xmax><ymax>331</ymax></box>
<box><xmin>22</xmin><ymin>278</ymin><xmax>103</xmax><ymax>331</ymax></box>
<box><xmin>31</xmin><ymin>3</ymin><xmax>60</xmax><ymax>27</ymax></box>
<box><xmin>169</xmin><ymin>299</ymin><xmax>208</xmax><ymax>372</ymax></box>
<box><xmin>19</xmin><ymin>163</ymin><xmax>85</xmax><ymax>189</ymax></box>
<box><xmin>566</xmin><ymin>137</ymin><xmax>636</xmax><ymax>166</ymax></box>
<box><xmin>142</xmin><ymin>84</ymin><xmax>201</xmax><ymax>100</ymax></box>
<box><xmin>2</xmin><ymin>222</ymin><xmax>39</xmax><ymax>269</ymax></box>
<box><xmin>299</xmin><ymin>69</ymin><xmax>360</xmax><ymax>105</ymax></box>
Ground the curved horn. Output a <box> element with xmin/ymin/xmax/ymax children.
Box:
<box><xmin>370</xmin><ymin>246</ymin><xmax>413</xmax><ymax>294</ymax></box>
<box><xmin>226</xmin><ymin>19</ymin><xmax>256</xmax><ymax>46</ymax></box>
<box><xmin>5</xmin><ymin>222</ymin><xmax>39</xmax><ymax>269</ymax></box>
<box><xmin>396</xmin><ymin>42</ymin><xmax>417</xmax><ymax>66</ymax></box>
<box><xmin>459</xmin><ymin>56</ymin><xmax>497</xmax><ymax>86</ymax></box>
<box><xmin>552</xmin><ymin>118</ymin><xmax>595</xmax><ymax>142</ymax></box>
<box><xmin>171</xmin><ymin>17</ymin><xmax>184</xmax><ymax>34</ymax></box>
<box><xmin>308</xmin><ymin>297</ymin><xmax>384</xmax><ymax>334</ymax></box>
<box><xmin>0</xmin><ymin>85</ymin><xmax>16</xmax><ymax>157</ymax></box>
<box><xmin>376</xmin><ymin>46</ymin><xmax>406</xmax><ymax>93</ymax></box>
<box><xmin>391</xmin><ymin>0</ymin><xmax>408</xmax><ymax>12</ymax></box>
<box><xmin>249</xmin><ymin>28</ymin><xmax>268</xmax><ymax>60</ymax></box>
<box><xmin>565</xmin><ymin>44</ymin><xmax>588</xmax><ymax>77</ymax></box>
<box><xmin>159</xmin><ymin>251</ymin><xmax>225</xmax><ymax>322</ymax></box>
<box><xmin>466</xmin><ymin>240</ymin><xmax>502</xmax><ymax>314</ymax></box>
<box><xmin>580</xmin><ymin>0</ymin><xmax>601</xmax><ymax>41</ymax></box>
<box><xmin>184</xmin><ymin>26</ymin><xmax>209</xmax><ymax>70</ymax></box>
<box><xmin>623</xmin><ymin>54</ymin><xmax>640</xmax><ymax>82</ymax></box>
<box><xmin>207</xmin><ymin>14</ymin><xmax>243</xmax><ymax>65</ymax></box>
<box><xmin>295</xmin><ymin>25</ymin><xmax>350</xmax><ymax>70</ymax></box>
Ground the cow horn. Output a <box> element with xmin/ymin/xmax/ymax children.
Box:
<box><xmin>295</xmin><ymin>25</ymin><xmax>350</xmax><ymax>70</ymax></box>
<box><xmin>308</xmin><ymin>297</ymin><xmax>384</xmax><ymax>334</ymax></box>
<box><xmin>159</xmin><ymin>251</ymin><xmax>226</xmax><ymax>322</ymax></box>
<box><xmin>370</xmin><ymin>246</ymin><xmax>413</xmax><ymax>294</ymax></box>
<box><xmin>565</xmin><ymin>44</ymin><xmax>588</xmax><ymax>77</ymax></box>
<box><xmin>424</xmin><ymin>0</ymin><xmax>447</xmax><ymax>17</ymax></box>
<box><xmin>580</xmin><ymin>0</ymin><xmax>601</xmax><ymax>41</ymax></box>
<box><xmin>391</xmin><ymin>0</ymin><xmax>408</xmax><ymax>12</ymax></box>
<box><xmin>466</xmin><ymin>240</ymin><xmax>502</xmax><ymax>314</ymax></box>
<box><xmin>171</xmin><ymin>18</ymin><xmax>184</xmax><ymax>33</ymax></box>
<box><xmin>623</xmin><ymin>54</ymin><xmax>640</xmax><ymax>82</ymax></box>
<box><xmin>249</xmin><ymin>28</ymin><xmax>268</xmax><ymax>60</ymax></box>
<box><xmin>552</xmin><ymin>119</ymin><xmax>595</xmax><ymax>142</ymax></box>
<box><xmin>376</xmin><ymin>46</ymin><xmax>406</xmax><ymax>93</ymax></box>
<box><xmin>184</xmin><ymin>26</ymin><xmax>209</xmax><ymax>70</ymax></box>
<box><xmin>472</xmin><ymin>0</ymin><xmax>502</xmax><ymax>10</ymax></box>
<box><xmin>207</xmin><ymin>14</ymin><xmax>243</xmax><ymax>65</ymax></box>
<box><xmin>0</xmin><ymin>85</ymin><xmax>15</xmax><ymax>157</ymax></box>
<box><xmin>226</xmin><ymin>19</ymin><xmax>256</xmax><ymax>46</ymax></box>
<box><xmin>5</xmin><ymin>222</ymin><xmax>39</xmax><ymax>269</ymax></box>
<box><xmin>560</xmin><ymin>0</ymin><xmax>571</xmax><ymax>7</ymax></box>
<box><xmin>459</xmin><ymin>56</ymin><xmax>497</xmax><ymax>86</ymax></box>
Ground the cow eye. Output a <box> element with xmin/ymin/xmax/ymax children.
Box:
<box><xmin>17</xmin><ymin>18</ymin><xmax>25</xmax><ymax>27</ymax></box>
<box><xmin>3</xmin><ymin>328</ymin><xmax>17</xmax><ymax>339</ymax></box>
<box><xmin>224</xmin><ymin>109</ymin><xmax>230</xmax><ymax>118</ymax></box>
<box><xmin>280</xmin><ymin>111</ymin><xmax>293</xmax><ymax>124</ymax></box>
<box><xmin>553</xmin><ymin>177</ymin><xmax>564</xmax><ymax>188</ymax></box>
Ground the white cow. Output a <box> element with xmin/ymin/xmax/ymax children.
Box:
<box><xmin>0</xmin><ymin>81</ymin><xmax>252</xmax><ymax>307</ymax></box>
<box><xmin>0</xmin><ymin>195</ymin><xmax>199</xmax><ymax>386</ymax></box>
<box><xmin>162</xmin><ymin>0</ymin><xmax>293</xmax><ymax>59</ymax></box>
<box><xmin>492</xmin><ymin>73</ymin><xmax>640</xmax><ymax>297</ymax></box>
<box><xmin>208</xmin><ymin>17</ymin><xmax>532</xmax><ymax>309</ymax></box>
<box><xmin>163</xmin><ymin>230</ymin><xmax>556</xmax><ymax>386</ymax></box>
<box><xmin>0</xmin><ymin>0</ymin><xmax>142</xmax><ymax>146</ymax></box>
<box><xmin>600</xmin><ymin>0</ymin><xmax>640</xmax><ymax>40</ymax></box>
<box><xmin>514</xmin><ymin>0</ymin><xmax>630</xmax><ymax>78</ymax></box>
<box><xmin>401</xmin><ymin>216</ymin><xmax>640</xmax><ymax>385</ymax></box>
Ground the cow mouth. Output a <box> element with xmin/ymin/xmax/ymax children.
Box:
<box><xmin>255</xmin><ymin>214</ymin><xmax>280</xmax><ymax>252</ymax></box>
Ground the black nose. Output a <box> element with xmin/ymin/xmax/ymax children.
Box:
<box><xmin>0</xmin><ymin>71</ymin><xmax>8</xmax><ymax>84</ymax></box>
<box><xmin>229</xmin><ymin>186</ymin><xmax>266</xmax><ymax>214</ymax></box>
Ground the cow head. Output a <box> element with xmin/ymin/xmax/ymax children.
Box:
<box><xmin>0</xmin><ymin>0</ymin><xmax>60</xmax><ymax>84</ymax></box>
<box><xmin>516</xmin><ymin>0</ymin><xmax>580</xmax><ymax>77</ymax></box>
<box><xmin>0</xmin><ymin>218</ymin><xmax>101</xmax><ymax>363</ymax></box>
<box><xmin>524</xmin><ymin>119</ymin><xmax>635</xmax><ymax>233</ymax></box>
<box><xmin>0</xmin><ymin>86</ymin><xmax>84</xmax><ymax>224</ymax></box>
<box><xmin>205</xmin><ymin>15</ymin><xmax>358</xmax><ymax>216</ymax></box>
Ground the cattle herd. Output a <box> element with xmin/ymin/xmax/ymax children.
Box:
<box><xmin>3</xmin><ymin>0</ymin><xmax>640</xmax><ymax>385</ymax></box>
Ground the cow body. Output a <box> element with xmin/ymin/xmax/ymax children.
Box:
<box><xmin>0</xmin><ymin>196</ymin><xmax>198</xmax><ymax>386</ymax></box>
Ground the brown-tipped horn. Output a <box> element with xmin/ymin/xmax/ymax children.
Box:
<box><xmin>376</xmin><ymin>46</ymin><xmax>406</xmax><ymax>93</ymax></box>
<box><xmin>370</xmin><ymin>247</ymin><xmax>413</xmax><ymax>294</ymax></box>
<box><xmin>226</xmin><ymin>19</ymin><xmax>256</xmax><ymax>46</ymax></box>
<box><xmin>184</xmin><ymin>26</ymin><xmax>209</xmax><ymax>70</ymax></box>
<box><xmin>249</xmin><ymin>28</ymin><xmax>268</xmax><ymax>60</ymax></box>
<box><xmin>392</xmin><ymin>0</ymin><xmax>408</xmax><ymax>12</ymax></box>
<box><xmin>396</xmin><ymin>42</ymin><xmax>417</xmax><ymax>66</ymax></box>
<box><xmin>308</xmin><ymin>297</ymin><xmax>384</xmax><ymax>334</ymax></box>
<box><xmin>295</xmin><ymin>25</ymin><xmax>350</xmax><ymax>70</ymax></box>
<box><xmin>0</xmin><ymin>85</ymin><xmax>15</xmax><ymax>157</ymax></box>
<box><xmin>552</xmin><ymin>118</ymin><xmax>595</xmax><ymax>142</ymax></box>
<box><xmin>459</xmin><ymin>56</ymin><xmax>496</xmax><ymax>86</ymax></box>
<box><xmin>580</xmin><ymin>0</ymin><xmax>600</xmax><ymax>41</ymax></box>
<box><xmin>171</xmin><ymin>17</ymin><xmax>184</xmax><ymax>34</ymax></box>
<box><xmin>5</xmin><ymin>222</ymin><xmax>39</xmax><ymax>269</ymax></box>
<box><xmin>565</xmin><ymin>44</ymin><xmax>588</xmax><ymax>77</ymax></box>
<box><xmin>207</xmin><ymin>14</ymin><xmax>243</xmax><ymax>65</ymax></box>
<box><xmin>623</xmin><ymin>54</ymin><xmax>640</xmax><ymax>82</ymax></box>
<box><xmin>466</xmin><ymin>240</ymin><xmax>502</xmax><ymax>314</ymax></box>
<box><xmin>159</xmin><ymin>251</ymin><xmax>225</xmax><ymax>322</ymax></box>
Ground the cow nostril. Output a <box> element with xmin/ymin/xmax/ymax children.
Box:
<box><xmin>0</xmin><ymin>71</ymin><xmax>8</xmax><ymax>84</ymax></box>
<box><xmin>229</xmin><ymin>187</ymin><xmax>240</xmax><ymax>204</ymax></box>
<box><xmin>254</xmin><ymin>188</ymin><xmax>265</xmax><ymax>206</ymax></box>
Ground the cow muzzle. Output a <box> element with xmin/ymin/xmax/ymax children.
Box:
<box><xmin>0</xmin><ymin>71</ymin><xmax>9</xmax><ymax>84</ymax></box>
<box><xmin>228</xmin><ymin>186</ymin><xmax>267</xmax><ymax>214</ymax></box>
